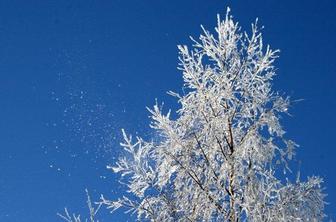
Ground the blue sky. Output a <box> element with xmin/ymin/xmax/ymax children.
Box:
<box><xmin>0</xmin><ymin>0</ymin><xmax>335</xmax><ymax>221</ymax></box>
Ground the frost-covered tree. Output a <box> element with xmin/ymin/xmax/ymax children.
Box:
<box><xmin>103</xmin><ymin>8</ymin><xmax>326</xmax><ymax>221</ymax></box>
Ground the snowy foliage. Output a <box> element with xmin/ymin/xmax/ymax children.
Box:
<box><xmin>58</xmin><ymin>189</ymin><xmax>102</xmax><ymax>222</ymax></box>
<box><xmin>104</xmin><ymin>8</ymin><xmax>326</xmax><ymax>221</ymax></box>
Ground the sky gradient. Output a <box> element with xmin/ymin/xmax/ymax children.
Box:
<box><xmin>0</xmin><ymin>0</ymin><xmax>335</xmax><ymax>221</ymax></box>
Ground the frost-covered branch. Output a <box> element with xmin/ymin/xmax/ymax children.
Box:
<box><xmin>58</xmin><ymin>189</ymin><xmax>102</xmax><ymax>222</ymax></box>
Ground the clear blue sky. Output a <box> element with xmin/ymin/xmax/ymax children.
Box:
<box><xmin>0</xmin><ymin>0</ymin><xmax>335</xmax><ymax>221</ymax></box>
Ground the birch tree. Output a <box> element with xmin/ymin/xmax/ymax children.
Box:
<box><xmin>103</xmin><ymin>8</ymin><xmax>326</xmax><ymax>221</ymax></box>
